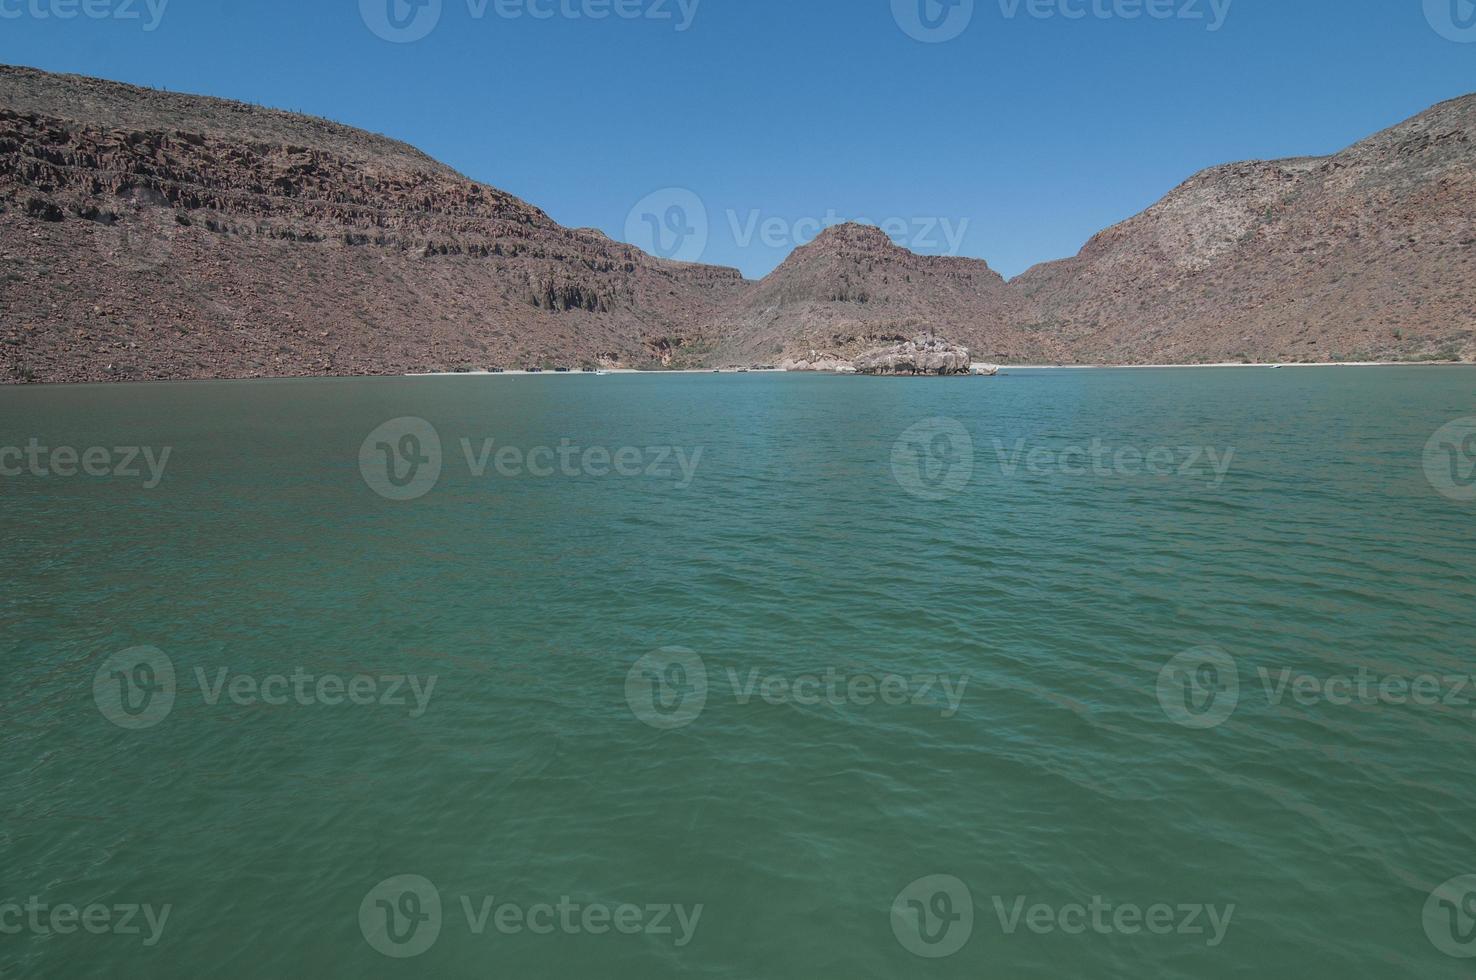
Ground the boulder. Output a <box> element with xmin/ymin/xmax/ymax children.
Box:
<box><xmin>853</xmin><ymin>336</ymin><xmax>971</xmax><ymax>376</ymax></box>
<box><xmin>781</xmin><ymin>352</ymin><xmax>854</xmax><ymax>373</ymax></box>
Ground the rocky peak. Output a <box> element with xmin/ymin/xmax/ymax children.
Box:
<box><xmin>807</xmin><ymin>221</ymin><xmax>898</xmax><ymax>248</ymax></box>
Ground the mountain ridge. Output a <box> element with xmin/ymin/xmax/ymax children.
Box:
<box><xmin>1</xmin><ymin>64</ymin><xmax>1472</xmax><ymax>382</ymax></box>
<box><xmin>1011</xmin><ymin>90</ymin><xmax>1476</xmax><ymax>363</ymax></box>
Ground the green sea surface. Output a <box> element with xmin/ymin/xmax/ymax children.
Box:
<box><xmin>2</xmin><ymin>367</ymin><xmax>1475</xmax><ymax>978</ymax></box>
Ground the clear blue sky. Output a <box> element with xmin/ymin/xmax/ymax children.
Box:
<box><xmin>2</xmin><ymin>0</ymin><xmax>1472</xmax><ymax>278</ymax></box>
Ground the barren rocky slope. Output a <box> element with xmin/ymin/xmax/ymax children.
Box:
<box><xmin>0</xmin><ymin>65</ymin><xmax>743</xmax><ymax>382</ymax></box>
<box><xmin>700</xmin><ymin>223</ymin><xmax>1060</xmax><ymax>366</ymax></box>
<box><xmin>1014</xmin><ymin>94</ymin><xmax>1476</xmax><ymax>363</ymax></box>
<box><xmin>1</xmin><ymin>64</ymin><xmax>1473</xmax><ymax>381</ymax></box>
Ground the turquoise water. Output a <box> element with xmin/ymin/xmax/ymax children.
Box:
<box><xmin>3</xmin><ymin>367</ymin><xmax>1475</xmax><ymax>978</ymax></box>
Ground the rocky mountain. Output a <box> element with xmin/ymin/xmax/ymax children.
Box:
<box><xmin>1</xmin><ymin>64</ymin><xmax>1473</xmax><ymax>382</ymax></box>
<box><xmin>0</xmin><ymin>65</ymin><xmax>743</xmax><ymax>382</ymax></box>
<box><xmin>1014</xmin><ymin>94</ymin><xmax>1476</xmax><ymax>363</ymax></box>
<box><xmin>700</xmin><ymin>222</ymin><xmax>1060</xmax><ymax>366</ymax></box>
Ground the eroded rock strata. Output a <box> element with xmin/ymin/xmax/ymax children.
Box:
<box><xmin>2</xmin><ymin>65</ymin><xmax>1473</xmax><ymax>383</ymax></box>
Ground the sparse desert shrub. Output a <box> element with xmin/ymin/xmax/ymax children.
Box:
<box><xmin>25</xmin><ymin>198</ymin><xmax>64</xmax><ymax>222</ymax></box>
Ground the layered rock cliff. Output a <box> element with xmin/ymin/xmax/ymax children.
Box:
<box><xmin>0</xmin><ymin>65</ymin><xmax>743</xmax><ymax>382</ymax></box>
<box><xmin>2</xmin><ymin>65</ymin><xmax>1473</xmax><ymax>382</ymax></box>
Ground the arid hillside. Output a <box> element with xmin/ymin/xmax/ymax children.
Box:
<box><xmin>0</xmin><ymin>65</ymin><xmax>743</xmax><ymax>382</ymax></box>
<box><xmin>701</xmin><ymin>222</ymin><xmax>1060</xmax><ymax>366</ymax></box>
<box><xmin>1013</xmin><ymin>93</ymin><xmax>1476</xmax><ymax>363</ymax></box>
<box><xmin>2</xmin><ymin>65</ymin><xmax>1473</xmax><ymax>381</ymax></box>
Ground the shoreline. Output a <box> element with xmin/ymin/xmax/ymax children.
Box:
<box><xmin>404</xmin><ymin>368</ymin><xmax>788</xmax><ymax>377</ymax></box>
<box><xmin>995</xmin><ymin>360</ymin><xmax>1470</xmax><ymax>370</ymax></box>
<box><xmin>405</xmin><ymin>361</ymin><xmax>1471</xmax><ymax>377</ymax></box>
<box><xmin>4</xmin><ymin>362</ymin><xmax>1468</xmax><ymax>389</ymax></box>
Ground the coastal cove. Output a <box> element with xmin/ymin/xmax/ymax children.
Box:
<box><xmin>3</xmin><ymin>66</ymin><xmax>1473</xmax><ymax>385</ymax></box>
<box><xmin>8</xmin><ymin>7</ymin><xmax>1476</xmax><ymax>978</ymax></box>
